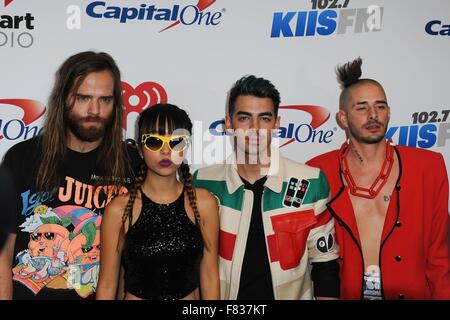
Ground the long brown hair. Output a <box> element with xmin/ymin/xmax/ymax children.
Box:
<box><xmin>36</xmin><ymin>51</ymin><xmax>128</xmax><ymax>192</ymax></box>
<box><xmin>117</xmin><ymin>104</ymin><xmax>209</xmax><ymax>250</ymax></box>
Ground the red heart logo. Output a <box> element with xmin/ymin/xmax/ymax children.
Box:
<box><xmin>121</xmin><ymin>81</ymin><xmax>168</xmax><ymax>130</ymax></box>
<box><xmin>0</xmin><ymin>99</ymin><xmax>46</xmax><ymax>140</ymax></box>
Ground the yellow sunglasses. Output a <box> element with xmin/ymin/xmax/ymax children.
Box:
<box><xmin>141</xmin><ymin>134</ymin><xmax>190</xmax><ymax>152</ymax></box>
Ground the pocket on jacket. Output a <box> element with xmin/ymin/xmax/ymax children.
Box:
<box><xmin>271</xmin><ymin>210</ymin><xmax>317</xmax><ymax>270</ymax></box>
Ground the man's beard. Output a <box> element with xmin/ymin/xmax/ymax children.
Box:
<box><xmin>65</xmin><ymin>112</ymin><xmax>112</xmax><ymax>143</ymax></box>
<box><xmin>348</xmin><ymin>119</ymin><xmax>388</xmax><ymax>144</ymax></box>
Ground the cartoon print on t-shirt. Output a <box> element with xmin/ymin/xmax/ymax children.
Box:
<box><xmin>12</xmin><ymin>204</ymin><xmax>102</xmax><ymax>297</ymax></box>
<box><xmin>13</xmin><ymin>205</ymin><xmax>71</xmax><ymax>293</ymax></box>
<box><xmin>66</xmin><ymin>213</ymin><xmax>101</xmax><ymax>298</ymax></box>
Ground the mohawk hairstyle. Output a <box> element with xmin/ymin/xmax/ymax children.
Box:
<box><xmin>336</xmin><ymin>57</ymin><xmax>363</xmax><ymax>89</ymax></box>
<box><xmin>336</xmin><ymin>57</ymin><xmax>384</xmax><ymax>110</ymax></box>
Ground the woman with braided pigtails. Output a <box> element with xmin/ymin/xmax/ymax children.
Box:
<box><xmin>96</xmin><ymin>104</ymin><xmax>220</xmax><ymax>300</ymax></box>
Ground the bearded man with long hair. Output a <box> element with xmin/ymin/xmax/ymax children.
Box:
<box><xmin>0</xmin><ymin>51</ymin><xmax>137</xmax><ymax>300</ymax></box>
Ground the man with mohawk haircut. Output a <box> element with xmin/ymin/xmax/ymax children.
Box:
<box><xmin>308</xmin><ymin>57</ymin><xmax>450</xmax><ymax>300</ymax></box>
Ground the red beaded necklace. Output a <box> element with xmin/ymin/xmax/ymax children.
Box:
<box><xmin>339</xmin><ymin>140</ymin><xmax>395</xmax><ymax>199</ymax></box>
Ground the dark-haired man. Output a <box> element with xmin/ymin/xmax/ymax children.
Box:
<box><xmin>194</xmin><ymin>75</ymin><xmax>340</xmax><ymax>300</ymax></box>
<box><xmin>0</xmin><ymin>51</ymin><xmax>138</xmax><ymax>300</ymax></box>
<box><xmin>307</xmin><ymin>58</ymin><xmax>450</xmax><ymax>300</ymax></box>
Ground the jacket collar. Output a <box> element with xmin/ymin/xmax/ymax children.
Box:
<box><xmin>224</xmin><ymin>147</ymin><xmax>284</xmax><ymax>195</ymax></box>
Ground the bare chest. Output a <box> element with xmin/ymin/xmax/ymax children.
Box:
<box><xmin>344</xmin><ymin>160</ymin><xmax>399</xmax><ymax>267</ymax></box>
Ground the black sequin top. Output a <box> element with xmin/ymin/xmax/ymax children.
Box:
<box><xmin>122</xmin><ymin>188</ymin><xmax>204</xmax><ymax>300</ymax></box>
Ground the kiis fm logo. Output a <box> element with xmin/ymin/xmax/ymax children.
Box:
<box><xmin>0</xmin><ymin>99</ymin><xmax>46</xmax><ymax>141</ymax></box>
<box><xmin>86</xmin><ymin>0</ymin><xmax>223</xmax><ymax>32</ymax></box>
<box><xmin>209</xmin><ymin>105</ymin><xmax>335</xmax><ymax>147</ymax></box>
<box><xmin>271</xmin><ymin>0</ymin><xmax>383</xmax><ymax>38</ymax></box>
<box><xmin>387</xmin><ymin>109</ymin><xmax>450</xmax><ymax>148</ymax></box>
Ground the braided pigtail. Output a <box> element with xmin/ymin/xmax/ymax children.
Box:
<box><xmin>179</xmin><ymin>162</ymin><xmax>210</xmax><ymax>250</ymax></box>
<box><xmin>116</xmin><ymin>163</ymin><xmax>146</xmax><ymax>251</ymax></box>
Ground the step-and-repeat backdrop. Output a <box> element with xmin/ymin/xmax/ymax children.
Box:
<box><xmin>1</xmin><ymin>0</ymin><xmax>449</xmax><ymax>202</ymax></box>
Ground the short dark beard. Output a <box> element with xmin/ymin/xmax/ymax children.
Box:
<box><xmin>65</xmin><ymin>111</ymin><xmax>112</xmax><ymax>143</ymax></box>
<box><xmin>347</xmin><ymin>120</ymin><xmax>387</xmax><ymax>144</ymax></box>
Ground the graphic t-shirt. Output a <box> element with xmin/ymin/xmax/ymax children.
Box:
<box><xmin>1</xmin><ymin>136</ymin><xmax>138</xmax><ymax>300</ymax></box>
<box><xmin>363</xmin><ymin>265</ymin><xmax>382</xmax><ymax>300</ymax></box>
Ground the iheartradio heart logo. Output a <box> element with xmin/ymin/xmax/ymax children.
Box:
<box><xmin>121</xmin><ymin>81</ymin><xmax>168</xmax><ymax>130</ymax></box>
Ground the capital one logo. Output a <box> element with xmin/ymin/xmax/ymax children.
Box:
<box><xmin>209</xmin><ymin>105</ymin><xmax>335</xmax><ymax>146</ymax></box>
<box><xmin>161</xmin><ymin>0</ymin><xmax>217</xmax><ymax>32</ymax></box>
<box><xmin>278</xmin><ymin>105</ymin><xmax>332</xmax><ymax>147</ymax></box>
<box><xmin>121</xmin><ymin>81</ymin><xmax>168</xmax><ymax>131</ymax></box>
<box><xmin>0</xmin><ymin>99</ymin><xmax>46</xmax><ymax>141</ymax></box>
<box><xmin>86</xmin><ymin>0</ymin><xmax>222</xmax><ymax>32</ymax></box>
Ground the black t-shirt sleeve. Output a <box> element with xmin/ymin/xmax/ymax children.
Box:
<box><xmin>0</xmin><ymin>137</ymin><xmax>41</xmax><ymax>237</ymax></box>
<box><xmin>0</xmin><ymin>149</ymin><xmax>19</xmax><ymax>238</ymax></box>
<box><xmin>311</xmin><ymin>259</ymin><xmax>340</xmax><ymax>298</ymax></box>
